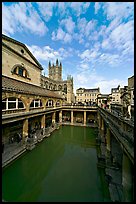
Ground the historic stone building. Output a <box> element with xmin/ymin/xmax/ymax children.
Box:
<box><xmin>2</xmin><ymin>34</ymin><xmax>63</xmax><ymax>144</ymax></box>
<box><xmin>128</xmin><ymin>75</ymin><xmax>134</xmax><ymax>106</ymax></box>
<box><xmin>41</xmin><ymin>60</ymin><xmax>75</xmax><ymax>104</ymax></box>
<box><xmin>76</xmin><ymin>87</ymin><xmax>100</xmax><ymax>105</ymax></box>
<box><xmin>111</xmin><ymin>85</ymin><xmax>121</xmax><ymax>104</ymax></box>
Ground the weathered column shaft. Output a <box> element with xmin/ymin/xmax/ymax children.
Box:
<box><xmin>59</xmin><ymin>110</ymin><xmax>62</xmax><ymax>123</ymax></box>
<box><xmin>71</xmin><ymin>111</ymin><xmax>73</xmax><ymax>124</ymax></box>
<box><xmin>106</xmin><ymin>127</ymin><xmax>111</xmax><ymax>152</ymax></box>
<box><xmin>84</xmin><ymin>111</ymin><xmax>86</xmax><ymax>125</ymax></box>
<box><xmin>41</xmin><ymin>114</ymin><xmax>46</xmax><ymax>129</ymax></box>
<box><xmin>98</xmin><ymin>115</ymin><xmax>101</xmax><ymax>129</ymax></box>
<box><xmin>52</xmin><ymin>112</ymin><xmax>56</xmax><ymax>123</ymax></box>
<box><xmin>23</xmin><ymin>119</ymin><xmax>28</xmax><ymax>139</ymax></box>
<box><xmin>101</xmin><ymin>118</ymin><xmax>104</xmax><ymax>131</ymax></box>
<box><xmin>122</xmin><ymin>152</ymin><xmax>133</xmax><ymax>202</ymax></box>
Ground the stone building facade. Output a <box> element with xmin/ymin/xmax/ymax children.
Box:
<box><xmin>2</xmin><ymin>34</ymin><xmax>63</xmax><ymax>144</ymax></box>
<box><xmin>2</xmin><ymin>34</ymin><xmax>42</xmax><ymax>87</ymax></box>
<box><xmin>111</xmin><ymin>85</ymin><xmax>121</xmax><ymax>104</ymax></box>
<box><xmin>128</xmin><ymin>76</ymin><xmax>134</xmax><ymax>106</ymax></box>
<box><xmin>41</xmin><ymin>60</ymin><xmax>75</xmax><ymax>104</ymax></box>
<box><xmin>76</xmin><ymin>87</ymin><xmax>100</xmax><ymax>105</ymax></box>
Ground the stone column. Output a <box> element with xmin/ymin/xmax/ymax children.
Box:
<box><xmin>52</xmin><ymin>112</ymin><xmax>56</xmax><ymax>123</ymax></box>
<box><xmin>41</xmin><ymin>114</ymin><xmax>45</xmax><ymax>129</ymax></box>
<box><xmin>59</xmin><ymin>110</ymin><xmax>62</xmax><ymax>123</ymax></box>
<box><xmin>98</xmin><ymin>114</ymin><xmax>101</xmax><ymax>129</ymax></box>
<box><xmin>84</xmin><ymin>111</ymin><xmax>86</xmax><ymax>126</ymax></box>
<box><xmin>122</xmin><ymin>152</ymin><xmax>133</xmax><ymax>202</ymax></box>
<box><xmin>105</xmin><ymin>126</ymin><xmax>111</xmax><ymax>162</ymax></box>
<box><xmin>101</xmin><ymin>118</ymin><xmax>104</xmax><ymax>131</ymax></box>
<box><xmin>71</xmin><ymin>111</ymin><xmax>73</xmax><ymax>124</ymax></box>
<box><xmin>23</xmin><ymin>119</ymin><xmax>28</xmax><ymax>142</ymax></box>
<box><xmin>106</xmin><ymin>127</ymin><xmax>111</xmax><ymax>152</ymax></box>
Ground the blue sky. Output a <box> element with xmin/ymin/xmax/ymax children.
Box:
<box><xmin>2</xmin><ymin>2</ymin><xmax>134</xmax><ymax>94</ymax></box>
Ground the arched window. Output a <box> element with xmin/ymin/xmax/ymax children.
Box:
<box><xmin>56</xmin><ymin>100</ymin><xmax>60</xmax><ymax>107</ymax></box>
<box><xmin>2</xmin><ymin>97</ymin><xmax>24</xmax><ymax>110</ymax></box>
<box><xmin>58</xmin><ymin>85</ymin><xmax>62</xmax><ymax>91</ymax></box>
<box><xmin>30</xmin><ymin>99</ymin><xmax>43</xmax><ymax>108</ymax></box>
<box><xmin>54</xmin><ymin>84</ymin><xmax>57</xmax><ymax>90</ymax></box>
<box><xmin>63</xmin><ymin>84</ymin><xmax>67</xmax><ymax>94</ymax></box>
<box><xmin>12</xmin><ymin>65</ymin><xmax>30</xmax><ymax>79</ymax></box>
<box><xmin>46</xmin><ymin>100</ymin><xmax>53</xmax><ymax>107</ymax></box>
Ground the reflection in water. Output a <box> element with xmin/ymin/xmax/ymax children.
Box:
<box><xmin>2</xmin><ymin>125</ymin><xmax>111</xmax><ymax>202</ymax></box>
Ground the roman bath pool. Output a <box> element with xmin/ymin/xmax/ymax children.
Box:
<box><xmin>2</xmin><ymin>125</ymin><xmax>111</xmax><ymax>202</ymax></box>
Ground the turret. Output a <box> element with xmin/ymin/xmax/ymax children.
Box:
<box><xmin>56</xmin><ymin>59</ymin><xmax>58</xmax><ymax>66</ymax></box>
<box><xmin>49</xmin><ymin>61</ymin><xmax>51</xmax><ymax>68</ymax></box>
<box><xmin>60</xmin><ymin>62</ymin><xmax>62</xmax><ymax>68</ymax></box>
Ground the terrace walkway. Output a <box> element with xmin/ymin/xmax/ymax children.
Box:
<box><xmin>2</xmin><ymin>124</ymin><xmax>60</xmax><ymax>168</ymax></box>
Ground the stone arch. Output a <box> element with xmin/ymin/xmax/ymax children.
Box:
<box><xmin>58</xmin><ymin>85</ymin><xmax>62</xmax><ymax>91</ymax></box>
<box><xmin>29</xmin><ymin>97</ymin><xmax>43</xmax><ymax>109</ymax></box>
<box><xmin>46</xmin><ymin>98</ymin><xmax>55</xmax><ymax>107</ymax></box>
<box><xmin>63</xmin><ymin>84</ymin><xmax>67</xmax><ymax>93</ymax></box>
<box><xmin>56</xmin><ymin>99</ymin><xmax>61</xmax><ymax>107</ymax></box>
<box><xmin>11</xmin><ymin>64</ymin><xmax>30</xmax><ymax>78</ymax></box>
<box><xmin>50</xmin><ymin>83</ymin><xmax>53</xmax><ymax>90</ymax></box>
<box><xmin>54</xmin><ymin>84</ymin><xmax>57</xmax><ymax>90</ymax></box>
<box><xmin>2</xmin><ymin>96</ymin><xmax>25</xmax><ymax>110</ymax></box>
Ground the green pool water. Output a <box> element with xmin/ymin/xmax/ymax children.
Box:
<box><xmin>2</xmin><ymin>125</ymin><xmax>111</xmax><ymax>202</ymax></box>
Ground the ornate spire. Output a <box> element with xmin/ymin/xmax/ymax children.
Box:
<box><xmin>60</xmin><ymin>62</ymin><xmax>62</xmax><ymax>68</ymax></box>
<box><xmin>56</xmin><ymin>59</ymin><xmax>58</xmax><ymax>66</ymax></box>
<box><xmin>49</xmin><ymin>61</ymin><xmax>51</xmax><ymax>68</ymax></box>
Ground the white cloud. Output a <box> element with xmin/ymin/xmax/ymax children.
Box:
<box><xmin>79</xmin><ymin>49</ymin><xmax>101</xmax><ymax>63</ymax></box>
<box><xmin>77</xmin><ymin>17</ymin><xmax>87</xmax><ymax>34</ymax></box>
<box><xmin>85</xmin><ymin>20</ymin><xmax>97</xmax><ymax>36</ymax></box>
<box><xmin>103</xmin><ymin>2</ymin><xmax>134</xmax><ymax>21</ymax></box>
<box><xmin>2</xmin><ymin>2</ymin><xmax>48</xmax><ymax>36</ymax></box>
<box><xmin>60</xmin><ymin>17</ymin><xmax>75</xmax><ymax>33</ymax></box>
<box><xmin>52</xmin><ymin>27</ymin><xmax>72</xmax><ymax>43</ymax></box>
<box><xmin>64</xmin><ymin>33</ymin><xmax>72</xmax><ymax>43</ymax></box>
<box><xmin>27</xmin><ymin>44</ymin><xmax>71</xmax><ymax>63</ymax></box>
<box><xmin>52</xmin><ymin>28</ymin><xmax>65</xmax><ymax>41</ymax></box>
<box><xmin>94</xmin><ymin>2</ymin><xmax>100</xmax><ymax>14</ymax></box>
<box><xmin>101</xmin><ymin>39</ymin><xmax>111</xmax><ymax>50</ymax></box>
<box><xmin>73</xmin><ymin>70</ymin><xmax>104</xmax><ymax>93</ymax></box>
<box><xmin>94</xmin><ymin>79</ymin><xmax>127</xmax><ymax>94</ymax></box>
<box><xmin>70</xmin><ymin>2</ymin><xmax>90</xmax><ymax>16</ymax></box>
<box><xmin>77</xmin><ymin>17</ymin><xmax>97</xmax><ymax>37</ymax></box>
<box><xmin>109</xmin><ymin>21</ymin><xmax>134</xmax><ymax>52</ymax></box>
<box><xmin>99</xmin><ymin>53</ymin><xmax>121</xmax><ymax>66</ymax></box>
<box><xmin>36</xmin><ymin>2</ymin><xmax>56</xmax><ymax>22</ymax></box>
<box><xmin>77</xmin><ymin>63</ymin><xmax>90</xmax><ymax>71</ymax></box>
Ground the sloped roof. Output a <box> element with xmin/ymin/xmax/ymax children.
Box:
<box><xmin>2</xmin><ymin>34</ymin><xmax>43</xmax><ymax>70</ymax></box>
<box><xmin>2</xmin><ymin>75</ymin><xmax>63</xmax><ymax>99</ymax></box>
<box><xmin>85</xmin><ymin>88</ymin><xmax>99</xmax><ymax>92</ymax></box>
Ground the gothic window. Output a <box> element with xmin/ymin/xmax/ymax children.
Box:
<box><xmin>63</xmin><ymin>84</ymin><xmax>67</xmax><ymax>94</ymax></box>
<box><xmin>2</xmin><ymin>97</ymin><xmax>24</xmax><ymax>110</ymax></box>
<box><xmin>58</xmin><ymin>85</ymin><xmax>62</xmax><ymax>91</ymax></box>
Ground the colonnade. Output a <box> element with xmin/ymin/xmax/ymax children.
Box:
<box><xmin>98</xmin><ymin>112</ymin><xmax>134</xmax><ymax>202</ymax></box>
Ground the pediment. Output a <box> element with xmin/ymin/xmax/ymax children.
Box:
<box><xmin>2</xmin><ymin>35</ymin><xmax>42</xmax><ymax>70</ymax></box>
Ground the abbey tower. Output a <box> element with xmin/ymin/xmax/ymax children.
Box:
<box><xmin>48</xmin><ymin>59</ymin><xmax>62</xmax><ymax>81</ymax></box>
